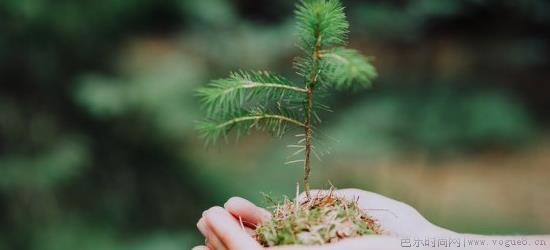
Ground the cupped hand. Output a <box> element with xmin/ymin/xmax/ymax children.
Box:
<box><xmin>193</xmin><ymin>189</ymin><xmax>456</xmax><ymax>250</ymax></box>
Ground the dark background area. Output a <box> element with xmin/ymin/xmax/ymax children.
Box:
<box><xmin>1</xmin><ymin>0</ymin><xmax>549</xmax><ymax>249</ymax></box>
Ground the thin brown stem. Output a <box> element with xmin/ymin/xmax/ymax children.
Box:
<box><xmin>303</xmin><ymin>88</ymin><xmax>313</xmax><ymax>199</ymax></box>
<box><xmin>303</xmin><ymin>27</ymin><xmax>322</xmax><ymax>199</ymax></box>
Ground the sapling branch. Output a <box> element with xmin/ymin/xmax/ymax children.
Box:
<box><xmin>197</xmin><ymin>0</ymin><xmax>376</xmax><ymax>207</ymax></box>
<box><xmin>215</xmin><ymin>114</ymin><xmax>306</xmax><ymax>129</ymax></box>
<box><xmin>220</xmin><ymin>82</ymin><xmax>307</xmax><ymax>95</ymax></box>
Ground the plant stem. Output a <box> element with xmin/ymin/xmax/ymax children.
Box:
<box><xmin>303</xmin><ymin>29</ymin><xmax>322</xmax><ymax>199</ymax></box>
<box><xmin>303</xmin><ymin>88</ymin><xmax>312</xmax><ymax>199</ymax></box>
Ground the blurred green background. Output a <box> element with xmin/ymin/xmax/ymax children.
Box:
<box><xmin>1</xmin><ymin>0</ymin><xmax>550</xmax><ymax>249</ymax></box>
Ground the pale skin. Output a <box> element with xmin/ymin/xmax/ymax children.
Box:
<box><xmin>194</xmin><ymin>189</ymin><xmax>550</xmax><ymax>250</ymax></box>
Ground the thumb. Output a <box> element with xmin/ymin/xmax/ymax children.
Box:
<box><xmin>224</xmin><ymin>197</ymin><xmax>271</xmax><ymax>226</ymax></box>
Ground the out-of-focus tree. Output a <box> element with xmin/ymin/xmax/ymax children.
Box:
<box><xmin>1</xmin><ymin>0</ymin><xmax>550</xmax><ymax>249</ymax></box>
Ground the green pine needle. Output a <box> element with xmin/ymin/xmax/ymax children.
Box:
<box><xmin>198</xmin><ymin>110</ymin><xmax>305</xmax><ymax>146</ymax></box>
<box><xmin>293</xmin><ymin>0</ymin><xmax>376</xmax><ymax>90</ymax></box>
<box><xmin>196</xmin><ymin>0</ymin><xmax>377</xmax><ymax>159</ymax></box>
<box><xmin>197</xmin><ymin>70</ymin><xmax>305</xmax><ymax>117</ymax></box>
<box><xmin>295</xmin><ymin>0</ymin><xmax>349</xmax><ymax>51</ymax></box>
<box><xmin>320</xmin><ymin>48</ymin><xmax>377</xmax><ymax>89</ymax></box>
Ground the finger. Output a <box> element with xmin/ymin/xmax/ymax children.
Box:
<box><xmin>205</xmin><ymin>228</ymin><xmax>227</xmax><ymax>250</ymax></box>
<box><xmin>271</xmin><ymin>236</ymin><xmax>401</xmax><ymax>250</ymax></box>
<box><xmin>271</xmin><ymin>243</ymin><xmax>324</xmax><ymax>250</ymax></box>
<box><xmin>241</xmin><ymin>222</ymin><xmax>257</xmax><ymax>236</ymax></box>
<box><xmin>321</xmin><ymin>235</ymin><xmax>400</xmax><ymax>250</ymax></box>
<box><xmin>273</xmin><ymin>236</ymin><xmax>400</xmax><ymax>250</ymax></box>
<box><xmin>271</xmin><ymin>245</ymin><xmax>319</xmax><ymax>250</ymax></box>
<box><xmin>224</xmin><ymin>197</ymin><xmax>271</xmax><ymax>226</ymax></box>
<box><xmin>197</xmin><ymin>218</ymin><xmax>210</xmax><ymax>237</ymax></box>
<box><xmin>198</xmin><ymin>217</ymin><xmax>227</xmax><ymax>250</ymax></box>
<box><xmin>204</xmin><ymin>206</ymin><xmax>261</xmax><ymax>250</ymax></box>
<box><xmin>210</xmin><ymin>211</ymin><xmax>256</xmax><ymax>237</ymax></box>
<box><xmin>192</xmin><ymin>246</ymin><xmax>210</xmax><ymax>250</ymax></box>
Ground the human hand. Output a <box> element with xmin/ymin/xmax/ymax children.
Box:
<box><xmin>193</xmin><ymin>189</ymin><xmax>456</xmax><ymax>250</ymax></box>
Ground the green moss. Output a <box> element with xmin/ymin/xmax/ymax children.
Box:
<box><xmin>255</xmin><ymin>191</ymin><xmax>379</xmax><ymax>246</ymax></box>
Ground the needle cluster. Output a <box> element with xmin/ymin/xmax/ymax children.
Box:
<box><xmin>197</xmin><ymin>0</ymin><xmax>377</xmax><ymax>194</ymax></box>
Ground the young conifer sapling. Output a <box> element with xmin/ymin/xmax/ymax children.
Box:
<box><xmin>197</xmin><ymin>0</ymin><xmax>379</xmax><ymax>246</ymax></box>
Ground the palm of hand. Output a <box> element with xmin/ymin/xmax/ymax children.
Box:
<box><xmin>194</xmin><ymin>189</ymin><xmax>452</xmax><ymax>250</ymax></box>
<box><xmin>328</xmin><ymin>189</ymin><xmax>449</xmax><ymax>237</ymax></box>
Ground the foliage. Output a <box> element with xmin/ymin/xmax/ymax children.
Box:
<box><xmin>320</xmin><ymin>48</ymin><xmax>377</xmax><ymax>89</ymax></box>
<box><xmin>197</xmin><ymin>0</ymin><xmax>377</xmax><ymax>194</ymax></box>
<box><xmin>0</xmin><ymin>138</ymin><xmax>89</xmax><ymax>190</ymax></box>
<box><xmin>328</xmin><ymin>87</ymin><xmax>534</xmax><ymax>159</ymax></box>
<box><xmin>294</xmin><ymin>0</ymin><xmax>348</xmax><ymax>52</ymax></box>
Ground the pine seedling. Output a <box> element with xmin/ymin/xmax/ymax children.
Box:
<box><xmin>197</xmin><ymin>0</ymin><xmax>377</xmax><ymax>199</ymax></box>
<box><xmin>197</xmin><ymin>0</ymin><xmax>380</xmax><ymax>246</ymax></box>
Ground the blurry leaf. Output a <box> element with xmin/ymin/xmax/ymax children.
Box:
<box><xmin>326</xmin><ymin>87</ymin><xmax>535</xmax><ymax>159</ymax></box>
<box><xmin>33</xmin><ymin>220</ymin><xmax>197</xmax><ymax>250</ymax></box>
<box><xmin>320</xmin><ymin>48</ymin><xmax>377</xmax><ymax>89</ymax></box>
<box><xmin>187</xmin><ymin>22</ymin><xmax>296</xmax><ymax>69</ymax></box>
<box><xmin>0</xmin><ymin>137</ymin><xmax>89</xmax><ymax>190</ymax></box>
<box><xmin>180</xmin><ymin>0</ymin><xmax>237</xmax><ymax>26</ymax></box>
<box><xmin>75</xmin><ymin>52</ymin><xmax>206</xmax><ymax>138</ymax></box>
<box><xmin>32</xmin><ymin>220</ymin><xmax>118</xmax><ymax>250</ymax></box>
<box><xmin>462</xmin><ymin>92</ymin><xmax>534</xmax><ymax>144</ymax></box>
<box><xmin>326</xmin><ymin>95</ymin><xmax>404</xmax><ymax>160</ymax></box>
<box><xmin>73</xmin><ymin>76</ymin><xmax>128</xmax><ymax>117</ymax></box>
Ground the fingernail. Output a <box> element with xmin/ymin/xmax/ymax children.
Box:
<box><xmin>211</xmin><ymin>206</ymin><xmax>223</xmax><ymax>211</ymax></box>
<box><xmin>224</xmin><ymin>197</ymin><xmax>239</xmax><ymax>208</ymax></box>
<box><xmin>197</xmin><ymin>219</ymin><xmax>208</xmax><ymax>236</ymax></box>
